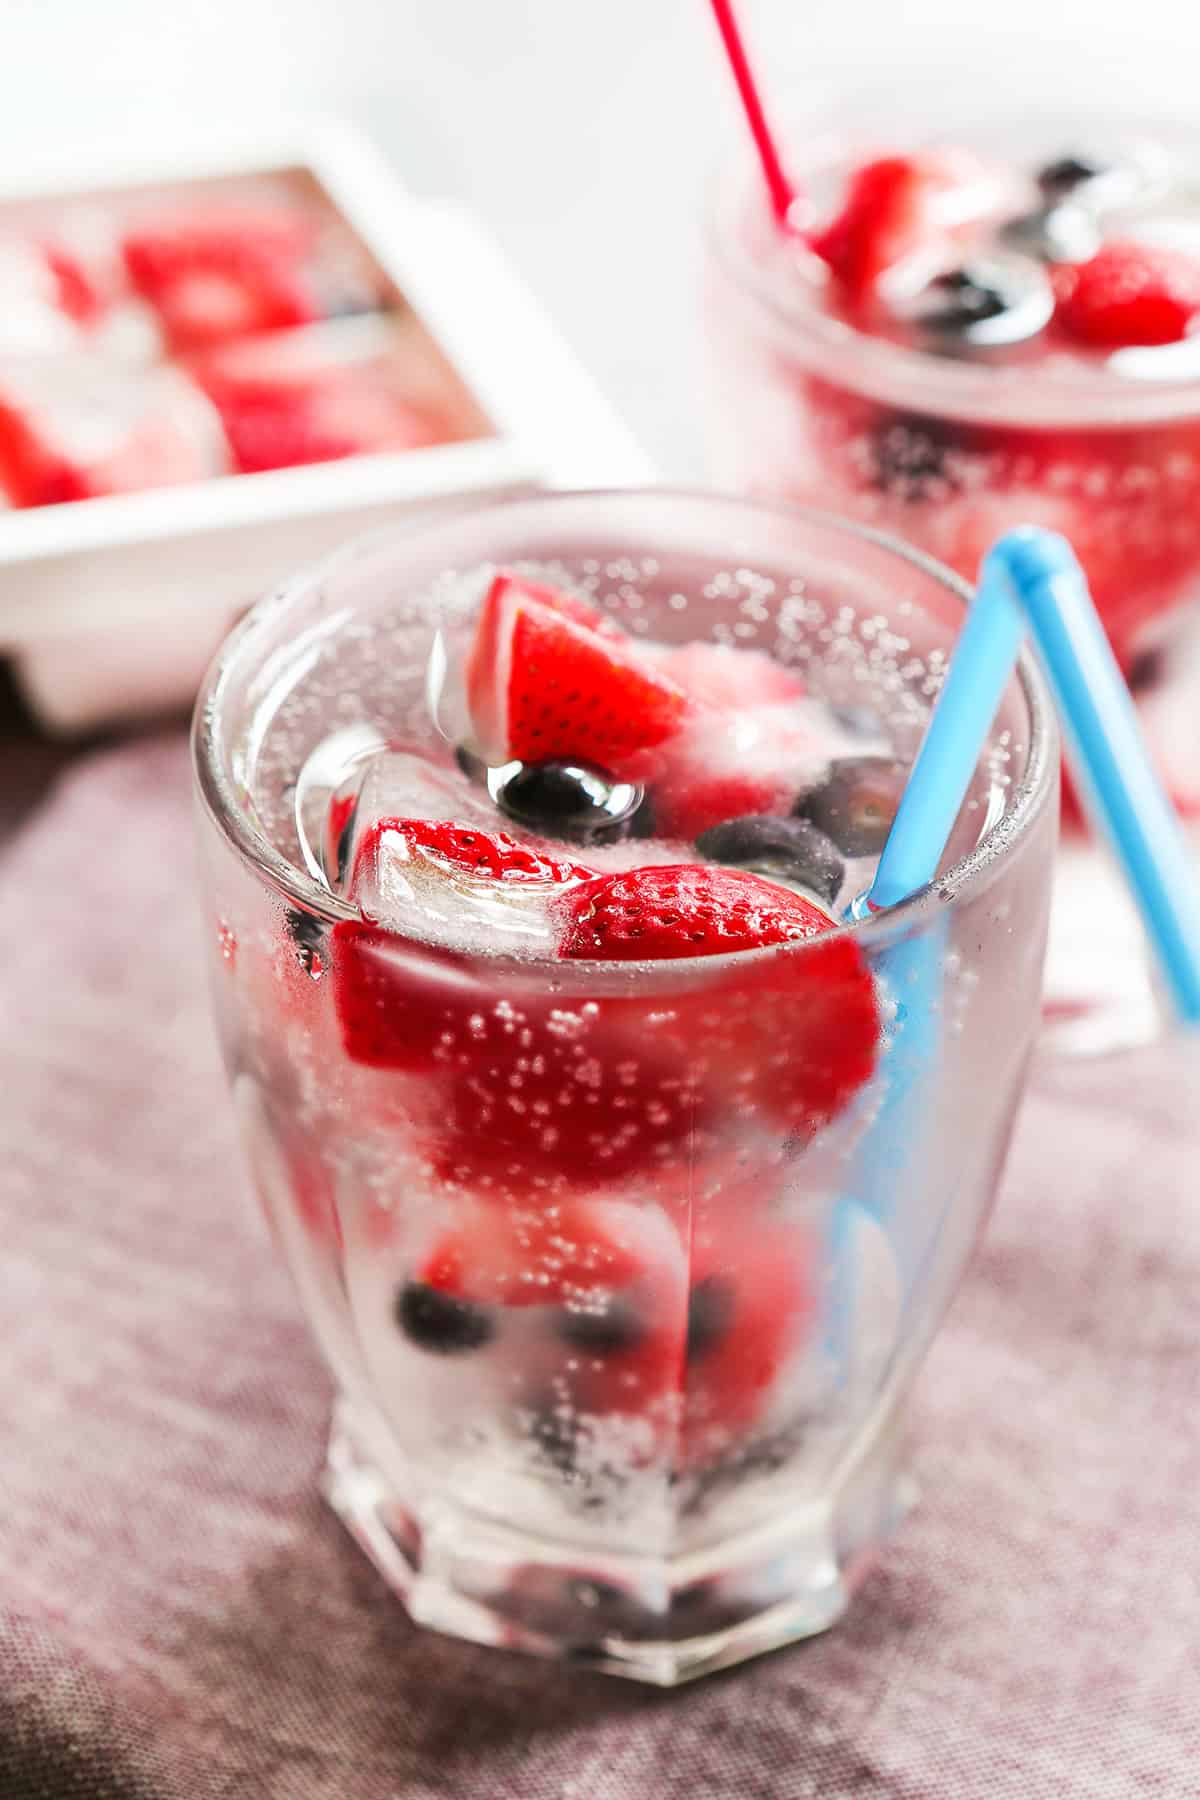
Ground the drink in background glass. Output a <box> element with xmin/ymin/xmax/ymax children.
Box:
<box><xmin>193</xmin><ymin>491</ymin><xmax>1057</xmax><ymax>1683</ymax></box>
<box><xmin>704</xmin><ymin>95</ymin><xmax>1200</xmax><ymax>1048</ymax></box>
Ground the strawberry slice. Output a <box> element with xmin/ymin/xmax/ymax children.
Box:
<box><xmin>360</xmin><ymin>817</ymin><xmax>594</xmax><ymax>887</ymax></box>
<box><xmin>810</xmin><ymin>153</ymin><xmax>981</xmax><ymax>301</ymax></box>
<box><xmin>190</xmin><ymin>335</ymin><xmax>445</xmax><ymax>474</ymax></box>
<box><xmin>432</xmin><ymin>1009</ymin><xmax>711</xmax><ymax>1195</ymax></box>
<box><xmin>559</xmin><ymin>863</ymin><xmax>880</xmax><ymax>1140</ymax></box>
<box><xmin>41</xmin><ymin>242</ymin><xmax>104</xmax><ymax>326</ymax></box>
<box><xmin>682</xmin><ymin>1214</ymin><xmax>814</xmax><ymax>1466</ymax></box>
<box><xmin>123</xmin><ymin>206</ymin><xmax>320</xmax><ymax>351</ymax></box>
<box><xmin>1052</xmin><ymin>240</ymin><xmax>1200</xmax><ymax>348</ymax></box>
<box><xmin>465</xmin><ymin>572</ymin><xmax>688</xmax><ymax>766</ymax></box>
<box><xmin>558</xmin><ymin>863</ymin><xmax>832</xmax><ymax>960</ymax></box>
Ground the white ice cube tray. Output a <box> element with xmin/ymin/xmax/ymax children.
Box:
<box><xmin>0</xmin><ymin>119</ymin><xmax>652</xmax><ymax>731</ymax></box>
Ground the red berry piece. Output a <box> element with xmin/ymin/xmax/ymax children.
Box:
<box><xmin>1053</xmin><ymin>240</ymin><xmax>1200</xmax><ymax>349</ymax></box>
<box><xmin>558</xmin><ymin>862</ymin><xmax>880</xmax><ymax>1141</ymax></box>
<box><xmin>331</xmin><ymin>928</ymin><xmax>496</xmax><ymax>1071</ymax></box>
<box><xmin>431</xmin><ymin>1009</ymin><xmax>711</xmax><ymax>1196</ymax></box>
<box><xmin>810</xmin><ymin>153</ymin><xmax>979</xmax><ymax>301</ymax></box>
<box><xmin>190</xmin><ymin>336</ymin><xmax>444</xmax><ymax>475</ymax></box>
<box><xmin>41</xmin><ymin>242</ymin><xmax>103</xmax><ymax>326</ymax></box>
<box><xmin>558</xmin><ymin>863</ymin><xmax>832</xmax><ymax>961</ymax></box>
<box><xmin>682</xmin><ymin>1217</ymin><xmax>814</xmax><ymax>1467</ymax></box>
<box><xmin>353</xmin><ymin>816</ymin><xmax>595</xmax><ymax>894</ymax></box>
<box><xmin>465</xmin><ymin>571</ymin><xmax>688</xmax><ymax>766</ymax></box>
<box><xmin>123</xmin><ymin>207</ymin><xmax>320</xmax><ymax>351</ymax></box>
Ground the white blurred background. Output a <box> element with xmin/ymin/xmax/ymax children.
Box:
<box><xmin>4</xmin><ymin>0</ymin><xmax>1198</xmax><ymax>475</ymax></box>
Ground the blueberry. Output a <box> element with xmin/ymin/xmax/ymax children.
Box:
<box><xmin>686</xmin><ymin>1277</ymin><xmax>735</xmax><ymax>1362</ymax></box>
<box><xmin>796</xmin><ymin>757</ymin><xmax>909</xmax><ymax>858</ymax></box>
<box><xmin>395</xmin><ymin>1281</ymin><xmax>495</xmax><ymax>1354</ymax></box>
<box><xmin>867</xmin><ymin>412</ymin><xmax>964</xmax><ymax>502</ymax></box>
<box><xmin>695</xmin><ymin>813</ymin><xmax>844</xmax><ymax>907</ymax></box>
<box><xmin>901</xmin><ymin>255</ymin><xmax>1054</xmax><ymax>350</ymax></box>
<box><xmin>1126</xmin><ymin>644</ymin><xmax>1166</xmax><ymax>694</ymax></box>
<box><xmin>491</xmin><ymin>758</ymin><xmax>646</xmax><ymax>845</ymax></box>
<box><xmin>1036</xmin><ymin>153</ymin><xmax>1110</xmax><ymax>197</ymax></box>
<box><xmin>556</xmin><ymin>1295</ymin><xmax>647</xmax><ymax>1353</ymax></box>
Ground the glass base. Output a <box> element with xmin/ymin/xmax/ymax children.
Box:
<box><xmin>322</xmin><ymin>1396</ymin><xmax>915</xmax><ymax>1686</ymax></box>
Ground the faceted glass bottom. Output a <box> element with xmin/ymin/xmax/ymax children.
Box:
<box><xmin>322</xmin><ymin>1395</ymin><xmax>915</xmax><ymax>1686</ymax></box>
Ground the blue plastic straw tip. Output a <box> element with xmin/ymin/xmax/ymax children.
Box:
<box><xmin>981</xmin><ymin>526</ymin><xmax>1084</xmax><ymax>595</ymax></box>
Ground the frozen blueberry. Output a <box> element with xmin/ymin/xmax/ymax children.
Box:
<box><xmin>1126</xmin><ymin>643</ymin><xmax>1167</xmax><ymax>694</ymax></box>
<box><xmin>796</xmin><ymin>757</ymin><xmax>909</xmax><ymax>858</ymax></box>
<box><xmin>556</xmin><ymin>1295</ymin><xmax>647</xmax><ymax>1354</ymax></box>
<box><xmin>1036</xmin><ymin>153</ymin><xmax>1111</xmax><ymax>197</ymax></box>
<box><xmin>902</xmin><ymin>256</ymin><xmax>1054</xmax><ymax>350</ymax></box>
<box><xmin>395</xmin><ymin>1281</ymin><xmax>495</xmax><ymax>1354</ymax></box>
<box><xmin>867</xmin><ymin>412</ymin><xmax>963</xmax><ymax>502</ymax></box>
<box><xmin>491</xmin><ymin>758</ymin><xmax>647</xmax><ymax>844</ymax></box>
<box><xmin>695</xmin><ymin>814</ymin><xmax>844</xmax><ymax>907</ymax></box>
<box><xmin>686</xmin><ymin>1277</ymin><xmax>735</xmax><ymax>1363</ymax></box>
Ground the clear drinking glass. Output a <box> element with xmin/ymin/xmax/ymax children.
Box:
<box><xmin>704</xmin><ymin>92</ymin><xmax>1200</xmax><ymax>1050</ymax></box>
<box><xmin>192</xmin><ymin>490</ymin><xmax>1057</xmax><ymax>1684</ymax></box>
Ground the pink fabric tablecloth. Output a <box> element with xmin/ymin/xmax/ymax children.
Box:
<box><xmin>2</xmin><ymin>726</ymin><xmax>1198</xmax><ymax>1799</ymax></box>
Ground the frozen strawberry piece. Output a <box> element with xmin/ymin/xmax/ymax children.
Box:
<box><xmin>0</xmin><ymin>238</ymin><xmax>109</xmax><ymax>357</ymax></box>
<box><xmin>558</xmin><ymin>863</ymin><xmax>832</xmax><ymax>961</ymax></box>
<box><xmin>42</xmin><ymin>242</ymin><xmax>105</xmax><ymax>326</ymax></box>
<box><xmin>638</xmin><ymin>705</ymin><xmax>830</xmax><ymax>839</ymax></box>
<box><xmin>431</xmin><ymin>1006</ymin><xmax>713</xmax><ymax>1197</ymax></box>
<box><xmin>810</xmin><ymin>152</ymin><xmax>991</xmax><ymax>301</ymax></box>
<box><xmin>332</xmin><ymin>927</ymin><xmax>520</xmax><ymax>1072</ymax></box>
<box><xmin>558</xmin><ymin>861</ymin><xmax>880</xmax><ymax>1141</ymax></box>
<box><xmin>355</xmin><ymin>817</ymin><xmax>594</xmax><ymax>890</ymax></box>
<box><xmin>681</xmin><ymin>1215</ymin><xmax>814</xmax><ymax>1466</ymax></box>
<box><xmin>418</xmin><ymin>1197</ymin><xmax>684</xmax><ymax>1313</ymax></box>
<box><xmin>0</xmin><ymin>360</ymin><xmax>224</xmax><ymax>507</ymax></box>
<box><xmin>1053</xmin><ymin>241</ymin><xmax>1200</xmax><ymax>349</ymax></box>
<box><xmin>190</xmin><ymin>330</ymin><xmax>447</xmax><ymax>474</ymax></box>
<box><xmin>123</xmin><ymin>206</ymin><xmax>321</xmax><ymax>351</ymax></box>
<box><xmin>465</xmin><ymin>572</ymin><xmax>688</xmax><ymax>766</ymax></box>
<box><xmin>290</xmin><ymin>1150</ymin><xmax>342</xmax><ymax>1248</ymax></box>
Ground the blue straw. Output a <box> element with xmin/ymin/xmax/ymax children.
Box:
<box><xmin>866</xmin><ymin>526</ymin><xmax>1200</xmax><ymax>1026</ymax></box>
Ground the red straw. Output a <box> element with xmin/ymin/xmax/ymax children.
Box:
<box><xmin>707</xmin><ymin>0</ymin><xmax>799</xmax><ymax>230</ymax></box>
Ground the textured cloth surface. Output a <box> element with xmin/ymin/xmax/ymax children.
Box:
<box><xmin>1</xmin><ymin>727</ymin><xmax>1198</xmax><ymax>1800</ymax></box>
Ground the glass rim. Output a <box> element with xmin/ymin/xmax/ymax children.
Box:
<box><xmin>709</xmin><ymin>117</ymin><xmax>1200</xmax><ymax>429</ymax></box>
<box><xmin>191</xmin><ymin>487</ymin><xmax>1058</xmax><ymax>967</ymax></box>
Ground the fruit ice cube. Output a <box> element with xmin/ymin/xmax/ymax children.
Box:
<box><xmin>0</xmin><ymin>238</ymin><xmax>105</xmax><ymax>357</ymax></box>
<box><xmin>187</xmin><ymin>321</ymin><xmax>456</xmax><ymax>474</ymax></box>
<box><xmin>0</xmin><ymin>355</ymin><xmax>227</xmax><ymax>507</ymax></box>
<box><xmin>327</xmin><ymin>749</ymin><xmax>588</xmax><ymax>952</ymax></box>
<box><xmin>123</xmin><ymin>204</ymin><xmax>322</xmax><ymax>351</ymax></box>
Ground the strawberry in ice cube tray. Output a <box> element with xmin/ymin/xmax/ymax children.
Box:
<box><xmin>0</xmin><ymin>356</ymin><xmax>226</xmax><ymax>507</ymax></box>
<box><xmin>187</xmin><ymin>327</ymin><xmax>454</xmax><ymax>475</ymax></box>
<box><xmin>0</xmin><ymin>236</ymin><xmax>108</xmax><ymax>359</ymax></box>
<box><xmin>122</xmin><ymin>205</ymin><xmax>326</xmax><ymax>353</ymax></box>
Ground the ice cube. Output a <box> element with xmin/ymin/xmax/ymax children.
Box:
<box><xmin>334</xmin><ymin>747</ymin><xmax>568</xmax><ymax>953</ymax></box>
